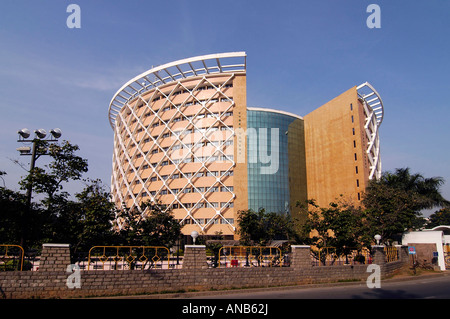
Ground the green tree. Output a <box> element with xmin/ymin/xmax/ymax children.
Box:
<box><xmin>19</xmin><ymin>140</ymin><xmax>88</xmax><ymax>208</ymax></box>
<box><xmin>116</xmin><ymin>201</ymin><xmax>181</xmax><ymax>248</ymax></box>
<box><xmin>302</xmin><ymin>200</ymin><xmax>371</xmax><ymax>251</ymax></box>
<box><xmin>0</xmin><ymin>185</ymin><xmax>50</xmax><ymax>249</ymax></box>
<box><xmin>236</xmin><ymin>208</ymin><xmax>299</xmax><ymax>245</ymax></box>
<box><xmin>363</xmin><ymin>167</ymin><xmax>449</xmax><ymax>243</ymax></box>
<box><xmin>47</xmin><ymin>179</ymin><xmax>117</xmax><ymax>253</ymax></box>
<box><xmin>427</xmin><ymin>208</ymin><xmax>450</xmax><ymax>228</ymax></box>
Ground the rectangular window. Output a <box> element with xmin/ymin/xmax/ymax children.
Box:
<box><xmin>206</xmin><ymin>171</ymin><xmax>218</xmax><ymax>177</ymax></box>
<box><xmin>221</xmin><ymin>218</ymin><xmax>234</xmax><ymax>224</ymax></box>
<box><xmin>221</xmin><ymin>186</ymin><xmax>234</xmax><ymax>192</ymax></box>
<box><xmin>221</xmin><ymin>170</ymin><xmax>234</xmax><ymax>176</ymax></box>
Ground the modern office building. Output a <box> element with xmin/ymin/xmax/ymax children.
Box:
<box><xmin>108</xmin><ymin>52</ymin><xmax>384</xmax><ymax>239</ymax></box>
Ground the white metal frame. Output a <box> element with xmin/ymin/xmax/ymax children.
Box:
<box><xmin>356</xmin><ymin>82</ymin><xmax>384</xmax><ymax>180</ymax></box>
<box><xmin>108</xmin><ymin>52</ymin><xmax>247</xmax><ymax>129</ymax></box>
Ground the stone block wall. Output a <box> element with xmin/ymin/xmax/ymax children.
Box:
<box><xmin>0</xmin><ymin>244</ymin><xmax>409</xmax><ymax>299</ymax></box>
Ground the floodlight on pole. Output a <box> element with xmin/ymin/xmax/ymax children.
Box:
<box><xmin>50</xmin><ymin>128</ymin><xmax>62</xmax><ymax>139</ymax></box>
<box><xmin>18</xmin><ymin>128</ymin><xmax>31</xmax><ymax>139</ymax></box>
<box><xmin>34</xmin><ymin>129</ymin><xmax>47</xmax><ymax>139</ymax></box>
<box><xmin>16</xmin><ymin>127</ymin><xmax>62</xmax><ymax>248</ymax></box>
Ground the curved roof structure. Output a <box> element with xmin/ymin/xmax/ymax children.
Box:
<box><xmin>247</xmin><ymin>107</ymin><xmax>304</xmax><ymax>120</ymax></box>
<box><xmin>356</xmin><ymin>81</ymin><xmax>384</xmax><ymax>126</ymax></box>
<box><xmin>108</xmin><ymin>52</ymin><xmax>247</xmax><ymax>129</ymax></box>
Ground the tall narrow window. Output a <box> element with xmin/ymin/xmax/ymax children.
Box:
<box><xmin>355</xmin><ymin>166</ymin><xmax>359</xmax><ymax>174</ymax></box>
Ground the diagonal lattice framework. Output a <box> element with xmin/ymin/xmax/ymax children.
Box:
<box><xmin>111</xmin><ymin>71</ymin><xmax>244</xmax><ymax>232</ymax></box>
<box><xmin>356</xmin><ymin>82</ymin><xmax>384</xmax><ymax>180</ymax></box>
<box><xmin>110</xmin><ymin>53</ymin><xmax>246</xmax><ymax>232</ymax></box>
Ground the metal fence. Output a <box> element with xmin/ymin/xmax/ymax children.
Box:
<box><xmin>0</xmin><ymin>245</ymin><xmax>40</xmax><ymax>271</ymax></box>
<box><xmin>384</xmin><ymin>246</ymin><xmax>399</xmax><ymax>263</ymax></box>
<box><xmin>0</xmin><ymin>245</ymin><xmax>25</xmax><ymax>271</ymax></box>
<box><xmin>217</xmin><ymin>246</ymin><xmax>287</xmax><ymax>268</ymax></box>
<box><xmin>1</xmin><ymin>243</ymin><xmax>401</xmax><ymax>271</ymax></box>
<box><xmin>312</xmin><ymin>246</ymin><xmax>400</xmax><ymax>266</ymax></box>
<box><xmin>84</xmin><ymin>246</ymin><xmax>172</xmax><ymax>270</ymax></box>
<box><xmin>312</xmin><ymin>247</ymin><xmax>373</xmax><ymax>266</ymax></box>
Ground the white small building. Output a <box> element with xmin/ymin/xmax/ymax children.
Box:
<box><xmin>401</xmin><ymin>226</ymin><xmax>450</xmax><ymax>271</ymax></box>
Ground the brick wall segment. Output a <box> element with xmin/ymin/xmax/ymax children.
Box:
<box><xmin>0</xmin><ymin>243</ymin><xmax>410</xmax><ymax>298</ymax></box>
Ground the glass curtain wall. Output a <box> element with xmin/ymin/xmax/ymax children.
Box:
<box><xmin>247</xmin><ymin>110</ymin><xmax>301</xmax><ymax>214</ymax></box>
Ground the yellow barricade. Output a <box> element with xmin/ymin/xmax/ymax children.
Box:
<box><xmin>87</xmin><ymin>246</ymin><xmax>170</xmax><ymax>270</ymax></box>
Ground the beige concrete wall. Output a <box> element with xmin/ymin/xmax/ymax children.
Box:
<box><xmin>304</xmin><ymin>86</ymin><xmax>369</xmax><ymax>208</ymax></box>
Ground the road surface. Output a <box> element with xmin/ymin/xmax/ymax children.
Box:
<box><xmin>183</xmin><ymin>273</ymin><xmax>450</xmax><ymax>299</ymax></box>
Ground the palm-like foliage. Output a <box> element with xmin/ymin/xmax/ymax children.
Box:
<box><xmin>380</xmin><ymin>168</ymin><xmax>449</xmax><ymax>209</ymax></box>
<box><xmin>363</xmin><ymin>167</ymin><xmax>449</xmax><ymax>243</ymax></box>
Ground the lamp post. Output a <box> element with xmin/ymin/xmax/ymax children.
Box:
<box><xmin>16</xmin><ymin>128</ymin><xmax>62</xmax><ymax>247</ymax></box>
<box><xmin>374</xmin><ymin>234</ymin><xmax>382</xmax><ymax>246</ymax></box>
<box><xmin>191</xmin><ymin>231</ymin><xmax>199</xmax><ymax>245</ymax></box>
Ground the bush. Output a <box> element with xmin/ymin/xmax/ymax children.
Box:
<box><xmin>2</xmin><ymin>259</ymin><xmax>32</xmax><ymax>271</ymax></box>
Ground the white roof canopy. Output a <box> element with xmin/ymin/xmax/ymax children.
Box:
<box><xmin>108</xmin><ymin>52</ymin><xmax>247</xmax><ymax>129</ymax></box>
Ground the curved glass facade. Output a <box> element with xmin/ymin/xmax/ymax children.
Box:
<box><xmin>247</xmin><ymin>109</ymin><xmax>307</xmax><ymax>215</ymax></box>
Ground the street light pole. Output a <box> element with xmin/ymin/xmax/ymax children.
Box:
<box><xmin>24</xmin><ymin>140</ymin><xmax>37</xmax><ymax>214</ymax></box>
<box><xmin>16</xmin><ymin>128</ymin><xmax>62</xmax><ymax>248</ymax></box>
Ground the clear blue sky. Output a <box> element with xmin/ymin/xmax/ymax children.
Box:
<box><xmin>1</xmin><ymin>1</ymin><xmax>449</xmax><ymax>216</ymax></box>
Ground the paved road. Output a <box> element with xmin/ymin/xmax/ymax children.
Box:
<box><xmin>185</xmin><ymin>273</ymin><xmax>450</xmax><ymax>299</ymax></box>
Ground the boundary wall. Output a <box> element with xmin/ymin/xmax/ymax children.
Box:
<box><xmin>0</xmin><ymin>244</ymin><xmax>408</xmax><ymax>299</ymax></box>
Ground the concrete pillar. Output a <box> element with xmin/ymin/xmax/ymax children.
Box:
<box><xmin>372</xmin><ymin>245</ymin><xmax>386</xmax><ymax>266</ymax></box>
<box><xmin>39</xmin><ymin>243</ymin><xmax>71</xmax><ymax>272</ymax></box>
<box><xmin>182</xmin><ymin>245</ymin><xmax>208</xmax><ymax>269</ymax></box>
<box><xmin>395</xmin><ymin>245</ymin><xmax>409</xmax><ymax>263</ymax></box>
<box><xmin>291</xmin><ymin>245</ymin><xmax>312</xmax><ymax>269</ymax></box>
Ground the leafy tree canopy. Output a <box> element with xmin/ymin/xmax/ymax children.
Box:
<box><xmin>362</xmin><ymin>167</ymin><xmax>449</xmax><ymax>242</ymax></box>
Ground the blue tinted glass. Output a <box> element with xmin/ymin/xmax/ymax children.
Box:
<box><xmin>247</xmin><ymin>110</ymin><xmax>295</xmax><ymax>214</ymax></box>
